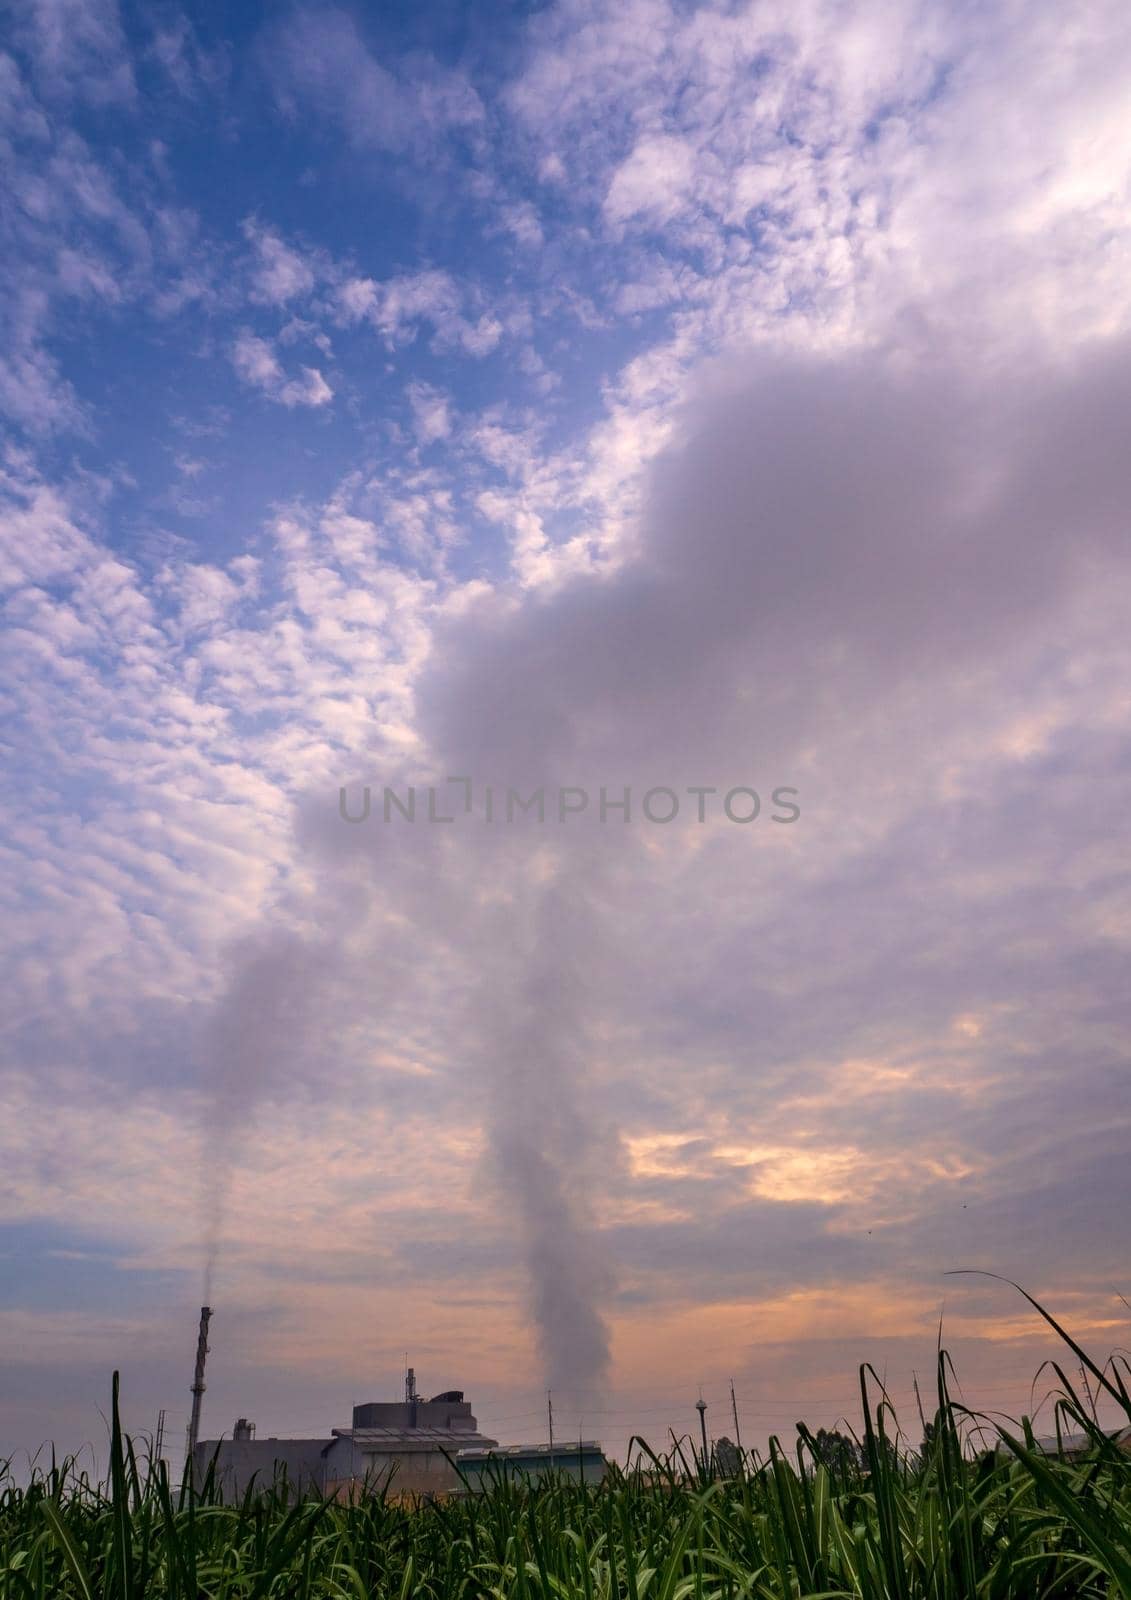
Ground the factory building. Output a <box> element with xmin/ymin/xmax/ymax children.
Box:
<box><xmin>193</xmin><ymin>1427</ymin><xmax>331</xmax><ymax>1499</ymax></box>
<box><xmin>192</xmin><ymin>1371</ymin><xmax>498</xmax><ymax>1501</ymax></box>
<box><xmin>323</xmin><ymin>1386</ymin><xmax>498</xmax><ymax>1501</ymax></box>
<box><xmin>456</xmin><ymin>1440</ymin><xmax>607</xmax><ymax>1489</ymax></box>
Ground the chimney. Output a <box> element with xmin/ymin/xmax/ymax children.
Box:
<box><xmin>185</xmin><ymin>1305</ymin><xmax>212</xmax><ymax>1466</ymax></box>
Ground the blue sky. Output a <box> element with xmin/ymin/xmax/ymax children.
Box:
<box><xmin>3</xmin><ymin>0</ymin><xmax>1131</xmax><ymax>1469</ymax></box>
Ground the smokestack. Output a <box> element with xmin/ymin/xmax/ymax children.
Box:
<box><xmin>185</xmin><ymin>1305</ymin><xmax>212</xmax><ymax>1467</ymax></box>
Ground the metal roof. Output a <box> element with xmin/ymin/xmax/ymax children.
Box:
<box><xmin>331</xmin><ymin>1427</ymin><xmax>498</xmax><ymax>1452</ymax></box>
<box><xmin>1031</xmin><ymin>1425</ymin><xmax>1131</xmax><ymax>1455</ymax></box>
<box><xmin>456</xmin><ymin>1441</ymin><xmax>603</xmax><ymax>1460</ymax></box>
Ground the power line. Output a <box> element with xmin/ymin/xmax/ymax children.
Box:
<box><xmin>238</xmin><ymin>1371</ymin><xmax>1094</xmax><ymax>1439</ymax></box>
<box><xmin>474</xmin><ymin>1373</ymin><xmax>1061</xmax><ymax>1413</ymax></box>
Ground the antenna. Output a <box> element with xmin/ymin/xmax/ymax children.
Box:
<box><xmin>547</xmin><ymin>1389</ymin><xmax>554</xmax><ymax>1453</ymax></box>
<box><xmin>185</xmin><ymin>1305</ymin><xmax>212</xmax><ymax>1468</ymax></box>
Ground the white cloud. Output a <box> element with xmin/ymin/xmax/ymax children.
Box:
<box><xmin>499</xmin><ymin>201</ymin><xmax>545</xmax><ymax>249</ymax></box>
<box><xmin>19</xmin><ymin>0</ymin><xmax>136</xmax><ymax>105</ymax></box>
<box><xmin>509</xmin><ymin>0</ymin><xmax>1131</xmax><ymax>356</ymax></box>
<box><xmin>56</xmin><ymin>246</ymin><xmax>124</xmax><ymax>302</ymax></box>
<box><xmin>604</xmin><ymin>134</ymin><xmax>696</xmax><ymax>226</ymax></box>
<box><xmin>284</xmin><ymin>366</ymin><xmax>333</xmax><ymax>407</ymax></box>
<box><xmin>263</xmin><ymin>5</ymin><xmax>482</xmax><ymax>152</ymax></box>
<box><xmin>0</xmin><ymin>345</ymin><xmax>83</xmax><ymax>434</ymax></box>
<box><xmin>337</xmin><ymin>269</ymin><xmax>503</xmax><ymax>357</ymax></box>
<box><xmin>232</xmin><ymin>330</ymin><xmax>283</xmax><ymax>388</ymax></box>
<box><xmin>231</xmin><ymin>331</ymin><xmax>333</xmax><ymax>408</ymax></box>
<box><xmin>147</xmin><ymin>12</ymin><xmax>229</xmax><ymax>99</ymax></box>
<box><xmin>406</xmin><ymin>381</ymin><xmax>452</xmax><ymax>444</ymax></box>
<box><xmin>243</xmin><ymin>219</ymin><xmax>317</xmax><ymax>306</ymax></box>
<box><xmin>7</xmin><ymin>0</ymin><xmax>1131</xmax><ymax>1460</ymax></box>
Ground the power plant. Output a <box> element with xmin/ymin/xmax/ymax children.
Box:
<box><xmin>192</xmin><ymin>1372</ymin><xmax>500</xmax><ymax>1501</ymax></box>
<box><xmin>183</xmin><ymin>1308</ymin><xmax>607</xmax><ymax>1499</ymax></box>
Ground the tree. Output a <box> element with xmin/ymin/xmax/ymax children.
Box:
<box><xmin>810</xmin><ymin>1428</ymin><xmax>866</xmax><ymax>1478</ymax></box>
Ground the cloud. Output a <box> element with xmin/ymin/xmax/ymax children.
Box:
<box><xmin>17</xmin><ymin>0</ymin><xmax>136</xmax><ymax>105</ymax></box>
<box><xmin>0</xmin><ymin>345</ymin><xmax>83</xmax><ymax>434</ymax></box>
<box><xmin>154</xmin><ymin>333</ymin><xmax>1128</xmax><ymax>1405</ymax></box>
<box><xmin>507</xmin><ymin>0</ymin><xmax>1131</xmax><ymax>357</ymax></box>
<box><xmin>6</xmin><ymin>330</ymin><xmax>1131</xmax><ymax>1434</ymax></box>
<box><xmin>242</xmin><ymin>220</ymin><xmax>317</xmax><ymax>307</ymax></box>
<box><xmin>263</xmin><ymin>6</ymin><xmax>482</xmax><ymax>153</ymax></box>
<box><xmin>147</xmin><ymin>11</ymin><xmax>229</xmax><ymax>99</ymax></box>
<box><xmin>337</xmin><ymin>268</ymin><xmax>503</xmax><ymax>356</ymax></box>
<box><xmin>5</xmin><ymin>0</ymin><xmax>1131</xmax><ymax>1463</ymax></box>
<box><xmin>406</xmin><ymin>381</ymin><xmax>452</xmax><ymax>444</ymax></box>
<box><xmin>498</xmin><ymin>201</ymin><xmax>544</xmax><ymax>249</ymax></box>
<box><xmin>604</xmin><ymin>134</ymin><xmax>696</xmax><ymax>227</ymax></box>
<box><xmin>231</xmin><ymin>331</ymin><xmax>333</xmax><ymax>408</ymax></box>
<box><xmin>0</xmin><ymin>52</ymin><xmax>226</xmax><ymax>436</ymax></box>
<box><xmin>329</xmin><ymin>338</ymin><xmax>1131</xmax><ymax>1371</ymax></box>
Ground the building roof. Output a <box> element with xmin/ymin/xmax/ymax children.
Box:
<box><xmin>196</xmin><ymin>1437</ymin><xmax>331</xmax><ymax>1454</ymax></box>
<box><xmin>331</xmin><ymin>1427</ymin><xmax>498</xmax><ymax>1454</ymax></box>
<box><xmin>456</xmin><ymin>1440</ymin><xmax>603</xmax><ymax>1460</ymax></box>
<box><xmin>1031</xmin><ymin>1425</ymin><xmax>1131</xmax><ymax>1456</ymax></box>
<box><xmin>192</xmin><ymin>1437</ymin><xmax>336</xmax><ymax>1483</ymax></box>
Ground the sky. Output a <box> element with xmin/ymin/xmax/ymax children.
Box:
<box><xmin>2</xmin><ymin>0</ymin><xmax>1131</xmax><ymax>1472</ymax></box>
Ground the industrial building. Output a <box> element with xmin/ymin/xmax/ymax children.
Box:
<box><xmin>456</xmin><ymin>1440</ymin><xmax>607</xmax><ymax>1489</ymax></box>
<box><xmin>184</xmin><ymin>1315</ymin><xmax>605</xmax><ymax>1501</ymax></box>
<box><xmin>192</xmin><ymin>1369</ymin><xmax>499</xmax><ymax>1501</ymax></box>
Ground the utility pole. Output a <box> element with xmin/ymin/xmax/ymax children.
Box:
<box><xmin>913</xmin><ymin>1372</ymin><xmax>927</xmax><ymax>1435</ymax></box>
<box><xmin>547</xmin><ymin>1390</ymin><xmax>554</xmax><ymax>1454</ymax></box>
<box><xmin>695</xmin><ymin>1393</ymin><xmax>709</xmax><ymax>1470</ymax></box>
<box><xmin>729</xmin><ymin>1379</ymin><xmax>743</xmax><ymax>1454</ymax></box>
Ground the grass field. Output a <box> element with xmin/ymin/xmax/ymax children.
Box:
<box><xmin>4</xmin><ymin>1293</ymin><xmax>1131</xmax><ymax>1599</ymax></box>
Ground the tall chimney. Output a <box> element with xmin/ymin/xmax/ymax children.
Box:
<box><xmin>405</xmin><ymin>1364</ymin><xmax>417</xmax><ymax>1426</ymax></box>
<box><xmin>186</xmin><ymin>1305</ymin><xmax>212</xmax><ymax>1467</ymax></box>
